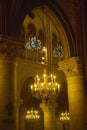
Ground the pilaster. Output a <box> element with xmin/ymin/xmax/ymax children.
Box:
<box><xmin>58</xmin><ymin>56</ymin><xmax>86</xmax><ymax>130</ymax></box>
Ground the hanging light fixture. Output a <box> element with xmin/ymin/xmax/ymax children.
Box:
<box><xmin>25</xmin><ymin>85</ymin><xmax>40</xmax><ymax>122</ymax></box>
<box><xmin>30</xmin><ymin>70</ymin><xmax>60</xmax><ymax>104</ymax></box>
<box><xmin>59</xmin><ymin>111</ymin><xmax>70</xmax><ymax>122</ymax></box>
<box><xmin>25</xmin><ymin>107</ymin><xmax>40</xmax><ymax>121</ymax></box>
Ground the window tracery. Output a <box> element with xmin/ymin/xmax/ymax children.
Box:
<box><xmin>25</xmin><ymin>22</ymin><xmax>46</xmax><ymax>64</ymax></box>
<box><xmin>52</xmin><ymin>33</ymin><xmax>64</xmax><ymax>65</ymax></box>
<box><xmin>26</xmin><ymin>36</ymin><xmax>42</xmax><ymax>50</ymax></box>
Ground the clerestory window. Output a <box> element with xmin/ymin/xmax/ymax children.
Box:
<box><xmin>26</xmin><ymin>36</ymin><xmax>42</xmax><ymax>50</ymax></box>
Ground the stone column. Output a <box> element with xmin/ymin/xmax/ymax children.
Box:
<box><xmin>40</xmin><ymin>98</ymin><xmax>58</xmax><ymax>130</ymax></box>
<box><xmin>19</xmin><ymin>105</ymin><xmax>26</xmax><ymax>130</ymax></box>
<box><xmin>0</xmin><ymin>35</ymin><xmax>25</xmax><ymax>130</ymax></box>
<box><xmin>58</xmin><ymin>56</ymin><xmax>86</xmax><ymax>130</ymax></box>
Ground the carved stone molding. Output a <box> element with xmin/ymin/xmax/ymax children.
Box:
<box><xmin>0</xmin><ymin>35</ymin><xmax>25</xmax><ymax>60</ymax></box>
<box><xmin>58</xmin><ymin>56</ymin><xmax>83</xmax><ymax>77</ymax></box>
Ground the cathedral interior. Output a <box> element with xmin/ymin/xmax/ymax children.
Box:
<box><xmin>0</xmin><ymin>0</ymin><xmax>87</xmax><ymax>130</ymax></box>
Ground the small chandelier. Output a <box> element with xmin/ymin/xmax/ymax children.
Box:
<box><xmin>59</xmin><ymin>111</ymin><xmax>70</xmax><ymax>122</ymax></box>
<box><xmin>30</xmin><ymin>70</ymin><xmax>60</xmax><ymax>101</ymax></box>
<box><xmin>25</xmin><ymin>108</ymin><xmax>40</xmax><ymax>121</ymax></box>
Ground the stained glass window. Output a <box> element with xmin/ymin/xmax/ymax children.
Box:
<box><xmin>26</xmin><ymin>36</ymin><xmax>42</xmax><ymax>50</ymax></box>
<box><xmin>58</xmin><ymin>45</ymin><xmax>64</xmax><ymax>58</ymax></box>
<box><xmin>53</xmin><ymin>44</ymin><xmax>64</xmax><ymax>59</ymax></box>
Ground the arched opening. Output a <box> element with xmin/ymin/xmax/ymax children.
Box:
<box><xmin>19</xmin><ymin>76</ymin><xmax>44</xmax><ymax>130</ymax></box>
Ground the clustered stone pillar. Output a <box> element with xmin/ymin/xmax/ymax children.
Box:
<box><xmin>0</xmin><ymin>35</ymin><xmax>25</xmax><ymax>130</ymax></box>
<box><xmin>58</xmin><ymin>56</ymin><xmax>86</xmax><ymax>130</ymax></box>
<box><xmin>40</xmin><ymin>98</ymin><xmax>58</xmax><ymax>130</ymax></box>
<box><xmin>0</xmin><ymin>59</ymin><xmax>17</xmax><ymax>130</ymax></box>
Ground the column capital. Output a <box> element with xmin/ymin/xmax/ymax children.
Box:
<box><xmin>0</xmin><ymin>34</ymin><xmax>25</xmax><ymax>60</ymax></box>
<box><xmin>58</xmin><ymin>56</ymin><xmax>83</xmax><ymax>78</ymax></box>
<box><xmin>40</xmin><ymin>98</ymin><xmax>58</xmax><ymax>112</ymax></box>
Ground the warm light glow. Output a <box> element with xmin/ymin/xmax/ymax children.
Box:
<box><xmin>41</xmin><ymin>46</ymin><xmax>47</xmax><ymax>64</ymax></box>
<box><xmin>41</xmin><ymin>62</ymin><xmax>45</xmax><ymax>64</ymax></box>
<box><xmin>42</xmin><ymin>46</ymin><xmax>46</xmax><ymax>52</ymax></box>
<box><xmin>30</xmin><ymin>71</ymin><xmax>60</xmax><ymax>100</ymax></box>
<box><xmin>42</xmin><ymin>57</ymin><xmax>45</xmax><ymax>60</ymax></box>
<box><xmin>25</xmin><ymin>108</ymin><xmax>40</xmax><ymax>121</ymax></box>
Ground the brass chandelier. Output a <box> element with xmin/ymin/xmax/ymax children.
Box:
<box><xmin>30</xmin><ymin>70</ymin><xmax>60</xmax><ymax>103</ymax></box>
<box><xmin>25</xmin><ymin>107</ymin><xmax>40</xmax><ymax>121</ymax></box>
<box><xmin>59</xmin><ymin>111</ymin><xmax>70</xmax><ymax>121</ymax></box>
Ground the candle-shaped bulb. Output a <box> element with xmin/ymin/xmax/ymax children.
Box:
<box><xmin>31</xmin><ymin>85</ymin><xmax>33</xmax><ymax>91</ymax></box>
